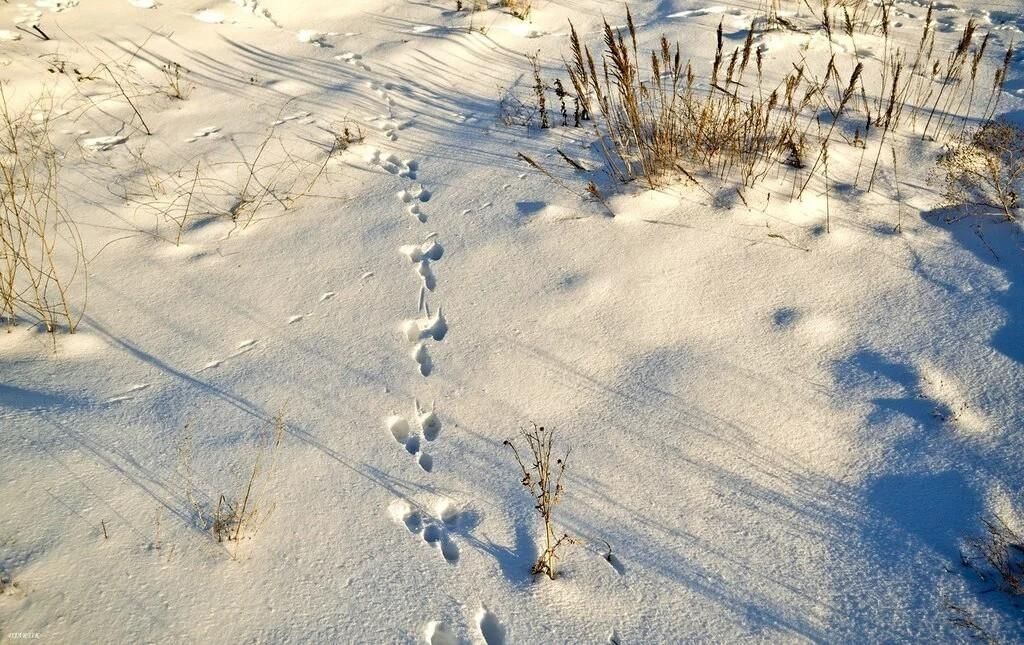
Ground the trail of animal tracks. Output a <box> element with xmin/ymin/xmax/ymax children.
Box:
<box><xmin>1</xmin><ymin>0</ymin><xmax>1023</xmax><ymax>642</ymax></box>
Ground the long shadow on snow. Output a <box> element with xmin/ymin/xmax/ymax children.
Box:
<box><xmin>0</xmin><ymin>384</ymin><xmax>84</xmax><ymax>411</ymax></box>
<box><xmin>447</xmin><ymin>341</ymin><xmax>872</xmax><ymax>640</ymax></box>
<box><xmin>834</xmin><ymin>205</ymin><xmax>1024</xmax><ymax>639</ymax></box>
<box><xmin>78</xmin><ymin>318</ymin><xmax>440</xmax><ymax>537</ymax></box>
<box><xmin>920</xmin><ymin>207</ymin><xmax>1024</xmax><ymax>367</ymax></box>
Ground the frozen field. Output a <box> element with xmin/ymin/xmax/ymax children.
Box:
<box><xmin>0</xmin><ymin>0</ymin><xmax>1022</xmax><ymax>642</ymax></box>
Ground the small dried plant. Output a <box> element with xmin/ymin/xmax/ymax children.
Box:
<box><xmin>946</xmin><ymin>603</ymin><xmax>1001</xmax><ymax>644</ymax></box>
<box><xmin>0</xmin><ymin>566</ymin><xmax>12</xmax><ymax>594</ymax></box>
<box><xmin>0</xmin><ymin>88</ymin><xmax>87</xmax><ymax>334</ymax></box>
<box><xmin>179</xmin><ymin>410</ymin><xmax>286</xmax><ymax>558</ymax></box>
<box><xmin>117</xmin><ymin>119</ymin><xmax>347</xmax><ymax>240</ymax></box>
<box><xmin>937</xmin><ymin>120</ymin><xmax>1024</xmax><ymax>222</ymax></box>
<box><xmin>527</xmin><ymin>52</ymin><xmax>549</xmax><ymax>129</ymax></box>
<box><xmin>501</xmin><ymin>0</ymin><xmax>531</xmax><ymax>20</ymax></box>
<box><xmin>960</xmin><ymin>514</ymin><xmax>1024</xmax><ymax>597</ymax></box>
<box><xmin>161</xmin><ymin>61</ymin><xmax>191</xmax><ymax>100</ymax></box>
<box><xmin>504</xmin><ymin>423</ymin><xmax>573</xmax><ymax>580</ymax></box>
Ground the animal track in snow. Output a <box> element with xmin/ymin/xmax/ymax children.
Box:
<box><xmin>423</xmin><ymin>523</ymin><xmax>460</xmax><ymax>561</ymax></box>
<box><xmin>271</xmin><ymin>111</ymin><xmax>312</xmax><ymax>126</ymax></box>
<box><xmin>284</xmin><ymin>290</ymin><xmax>333</xmax><ymax>323</ymax></box>
<box><xmin>297</xmin><ymin>29</ymin><xmax>330</xmax><ymax>46</ymax></box>
<box><xmin>918</xmin><ymin>366</ymin><xmax>986</xmax><ymax>432</ymax></box>
<box><xmin>406</xmin><ymin>203</ymin><xmax>427</xmax><ymax>223</ymax></box>
<box><xmin>400</xmin><ymin>182</ymin><xmax>432</xmax><ymax>222</ymax></box>
<box><xmin>388</xmin><ymin>499</ymin><xmax>459</xmax><ymax>563</ymax></box>
<box><xmin>369</xmin><ymin>115</ymin><xmax>411</xmax><ymax>142</ymax></box>
<box><xmin>399</xmin><ymin>239</ymin><xmax>443</xmax><ymax>291</ymax></box>
<box><xmin>399</xmin><ymin>182</ymin><xmax>432</xmax><ymax>203</ymax></box>
<box><xmin>234</xmin><ymin>0</ymin><xmax>279</xmax><ymax>25</ymax></box>
<box><xmin>424</xmin><ymin>621</ymin><xmax>458</xmax><ymax>645</ymax></box>
<box><xmin>82</xmin><ymin>135</ymin><xmax>128</xmax><ymax>151</ymax></box>
<box><xmin>389</xmin><ymin>499</ymin><xmax>423</xmax><ymax>533</ymax></box>
<box><xmin>193</xmin><ymin>9</ymin><xmax>225</xmax><ymax>23</ymax></box>
<box><xmin>386</xmin><ymin>408</ymin><xmax>437</xmax><ymax>471</ymax></box>
<box><xmin>477</xmin><ymin>606</ymin><xmax>506</xmax><ymax>645</ymax></box>
<box><xmin>199</xmin><ymin>339</ymin><xmax>258</xmax><ymax>371</ymax></box>
<box><xmin>411</xmin><ymin>342</ymin><xmax>433</xmax><ymax>377</ymax></box>
<box><xmin>367</xmin><ymin>80</ymin><xmax>397</xmax><ymax>112</ymax></box>
<box><xmin>105</xmin><ymin>383</ymin><xmax>151</xmax><ymax>403</ymax></box>
<box><xmin>35</xmin><ymin>0</ymin><xmax>79</xmax><ymax>12</ymax></box>
<box><xmin>370</xmin><ymin>150</ymin><xmax>418</xmax><ymax>178</ymax></box>
<box><xmin>402</xmin><ymin>306</ymin><xmax>447</xmax><ymax>343</ymax></box>
<box><xmin>416</xmin><ymin>399</ymin><xmax>442</xmax><ymax>441</ymax></box>
<box><xmin>387</xmin><ymin>415</ymin><xmax>411</xmax><ymax>444</ymax></box>
<box><xmin>336</xmin><ymin>52</ymin><xmax>372</xmax><ymax>72</ymax></box>
<box><xmin>184</xmin><ymin>126</ymin><xmax>221</xmax><ymax>143</ymax></box>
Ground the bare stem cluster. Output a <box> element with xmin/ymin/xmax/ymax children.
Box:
<box><xmin>505</xmin><ymin>424</ymin><xmax>573</xmax><ymax>580</ymax></box>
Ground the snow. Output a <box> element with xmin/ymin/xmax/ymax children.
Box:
<box><xmin>1</xmin><ymin>0</ymin><xmax>1023</xmax><ymax>642</ymax></box>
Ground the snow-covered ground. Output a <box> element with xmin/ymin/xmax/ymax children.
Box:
<box><xmin>1</xmin><ymin>0</ymin><xmax>1023</xmax><ymax>642</ymax></box>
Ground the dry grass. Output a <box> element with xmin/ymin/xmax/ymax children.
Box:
<box><xmin>0</xmin><ymin>88</ymin><xmax>86</xmax><ymax>334</ymax></box>
<box><xmin>563</xmin><ymin>11</ymin><xmax>859</xmax><ymax>192</ymax></box>
<box><xmin>500</xmin><ymin>0</ymin><xmax>532</xmax><ymax>20</ymax></box>
<box><xmin>962</xmin><ymin>514</ymin><xmax>1024</xmax><ymax>596</ymax></box>
<box><xmin>179</xmin><ymin>411</ymin><xmax>287</xmax><ymax>558</ymax></box>
<box><xmin>948</xmin><ymin>513</ymin><xmax>1024</xmax><ymax>642</ymax></box>
<box><xmin>160</xmin><ymin>61</ymin><xmax>191</xmax><ymax>101</ymax></box>
<box><xmin>114</xmin><ymin>120</ymin><xmax>349</xmax><ymax>243</ymax></box>
<box><xmin>937</xmin><ymin>120</ymin><xmax>1024</xmax><ymax>221</ymax></box>
<box><xmin>505</xmin><ymin>4</ymin><xmax>1018</xmax><ymax>219</ymax></box>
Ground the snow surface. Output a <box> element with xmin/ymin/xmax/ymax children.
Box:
<box><xmin>1</xmin><ymin>0</ymin><xmax>1023</xmax><ymax>642</ymax></box>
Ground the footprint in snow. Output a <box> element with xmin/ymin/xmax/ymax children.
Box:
<box><xmin>400</xmin><ymin>239</ymin><xmax>443</xmax><ymax>291</ymax></box>
<box><xmin>407</xmin><ymin>203</ymin><xmax>427</xmax><ymax>223</ymax></box>
<box><xmin>193</xmin><ymin>9</ymin><xmax>225</xmax><ymax>23</ymax></box>
<box><xmin>388</xmin><ymin>499</ymin><xmax>459</xmax><ymax>563</ymax></box>
<box><xmin>185</xmin><ymin>126</ymin><xmax>221</xmax><ymax>143</ymax></box>
<box><xmin>271</xmin><ymin>111</ymin><xmax>312</xmax><ymax>126</ymax></box>
<box><xmin>400</xmin><ymin>184</ymin><xmax>431</xmax><ymax>223</ymax></box>
<box><xmin>371</xmin><ymin>116</ymin><xmax>409</xmax><ymax>141</ymax></box>
<box><xmin>423</xmin><ymin>523</ymin><xmax>460</xmax><ymax>562</ymax></box>
<box><xmin>82</xmin><ymin>135</ymin><xmax>128</xmax><ymax>151</ymax></box>
<box><xmin>411</xmin><ymin>342</ymin><xmax>433</xmax><ymax>377</ymax></box>
<box><xmin>199</xmin><ymin>339</ymin><xmax>258</xmax><ymax>371</ymax></box>
<box><xmin>403</xmin><ymin>307</ymin><xmax>448</xmax><ymax>343</ymax></box>
<box><xmin>416</xmin><ymin>399</ymin><xmax>442</xmax><ymax>441</ymax></box>
<box><xmin>370</xmin><ymin>150</ymin><xmax>418</xmax><ymax>178</ymax></box>
<box><xmin>399</xmin><ymin>182</ymin><xmax>431</xmax><ymax>204</ymax></box>
<box><xmin>105</xmin><ymin>383</ymin><xmax>151</xmax><ymax>403</ymax></box>
<box><xmin>386</xmin><ymin>410</ymin><xmax>437</xmax><ymax>471</ymax></box>
<box><xmin>35</xmin><ymin>0</ymin><xmax>79</xmax><ymax>12</ymax></box>
<box><xmin>297</xmin><ymin>29</ymin><xmax>330</xmax><ymax>46</ymax></box>
<box><xmin>336</xmin><ymin>52</ymin><xmax>371</xmax><ymax>72</ymax></box>
<box><xmin>424</xmin><ymin>621</ymin><xmax>458</xmax><ymax>645</ymax></box>
<box><xmin>477</xmin><ymin>606</ymin><xmax>506</xmax><ymax>645</ymax></box>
